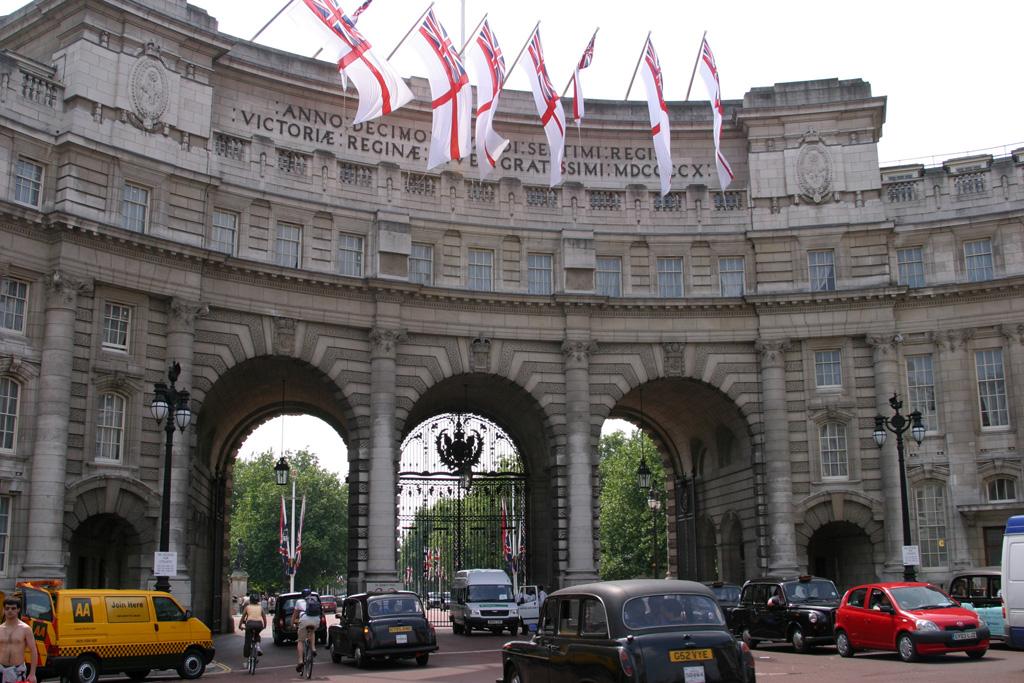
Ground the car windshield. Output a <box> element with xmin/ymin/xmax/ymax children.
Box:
<box><xmin>711</xmin><ymin>586</ymin><xmax>740</xmax><ymax>603</ymax></box>
<box><xmin>889</xmin><ymin>586</ymin><xmax>958</xmax><ymax>610</ymax></box>
<box><xmin>622</xmin><ymin>594</ymin><xmax>725</xmax><ymax>629</ymax></box>
<box><xmin>467</xmin><ymin>585</ymin><xmax>513</xmax><ymax>602</ymax></box>
<box><xmin>783</xmin><ymin>580</ymin><xmax>840</xmax><ymax>604</ymax></box>
<box><xmin>367</xmin><ymin>596</ymin><xmax>423</xmax><ymax>617</ymax></box>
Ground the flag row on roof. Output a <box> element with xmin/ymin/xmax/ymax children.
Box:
<box><xmin>283</xmin><ymin>0</ymin><xmax>731</xmax><ymax>193</ymax></box>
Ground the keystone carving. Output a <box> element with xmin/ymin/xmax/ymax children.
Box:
<box><xmin>662</xmin><ymin>342</ymin><xmax>686</xmax><ymax>377</ymax></box>
<box><xmin>470</xmin><ymin>335</ymin><xmax>491</xmax><ymax>372</ymax></box>
<box><xmin>273</xmin><ymin>317</ymin><xmax>297</xmax><ymax>356</ymax></box>
<box><xmin>561</xmin><ymin>340</ymin><xmax>597</xmax><ymax>366</ymax></box>
<box><xmin>755</xmin><ymin>339</ymin><xmax>791</xmax><ymax>368</ymax></box>
<box><xmin>369</xmin><ymin>327</ymin><xmax>406</xmax><ymax>358</ymax></box>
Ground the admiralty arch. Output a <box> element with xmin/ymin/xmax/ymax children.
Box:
<box><xmin>0</xmin><ymin>0</ymin><xmax>1022</xmax><ymax>630</ymax></box>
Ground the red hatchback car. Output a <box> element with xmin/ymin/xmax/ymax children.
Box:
<box><xmin>834</xmin><ymin>582</ymin><xmax>990</xmax><ymax>662</ymax></box>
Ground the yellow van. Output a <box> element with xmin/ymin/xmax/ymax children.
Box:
<box><xmin>17</xmin><ymin>581</ymin><xmax>215</xmax><ymax>683</ymax></box>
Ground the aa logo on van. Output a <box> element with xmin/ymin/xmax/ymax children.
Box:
<box><xmin>71</xmin><ymin>598</ymin><xmax>94</xmax><ymax>623</ymax></box>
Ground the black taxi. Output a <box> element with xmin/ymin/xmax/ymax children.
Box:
<box><xmin>328</xmin><ymin>591</ymin><xmax>437</xmax><ymax>668</ymax></box>
<box><xmin>729</xmin><ymin>575</ymin><xmax>840</xmax><ymax>652</ymax></box>
<box><xmin>499</xmin><ymin>579</ymin><xmax>755</xmax><ymax>683</ymax></box>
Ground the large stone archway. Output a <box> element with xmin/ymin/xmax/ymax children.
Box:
<box><xmin>796</xmin><ymin>492</ymin><xmax>886</xmax><ymax>590</ymax></box>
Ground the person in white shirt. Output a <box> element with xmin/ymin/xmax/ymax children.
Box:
<box><xmin>290</xmin><ymin>589</ymin><xmax>320</xmax><ymax>672</ymax></box>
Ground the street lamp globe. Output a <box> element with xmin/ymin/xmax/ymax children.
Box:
<box><xmin>150</xmin><ymin>388</ymin><xmax>169</xmax><ymax>423</ymax></box>
<box><xmin>636</xmin><ymin>454</ymin><xmax>652</xmax><ymax>491</ymax></box>
<box><xmin>274</xmin><ymin>456</ymin><xmax>290</xmax><ymax>486</ymax></box>
<box><xmin>910</xmin><ymin>411</ymin><xmax>926</xmax><ymax>445</ymax></box>
<box><xmin>173</xmin><ymin>393</ymin><xmax>192</xmax><ymax>431</ymax></box>
<box><xmin>872</xmin><ymin>415</ymin><xmax>887</xmax><ymax>448</ymax></box>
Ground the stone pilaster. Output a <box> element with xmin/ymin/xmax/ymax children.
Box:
<box><xmin>561</xmin><ymin>339</ymin><xmax>598</xmax><ymax>585</ymax></box>
<box><xmin>22</xmin><ymin>271</ymin><xmax>88</xmax><ymax>578</ymax></box>
<box><xmin>755</xmin><ymin>339</ymin><xmax>798</xmax><ymax>575</ymax></box>
<box><xmin>998</xmin><ymin>324</ymin><xmax>1024</xmax><ymax>431</ymax></box>
<box><xmin>866</xmin><ymin>333</ymin><xmax>904</xmax><ymax>578</ymax></box>
<box><xmin>365</xmin><ymin>326</ymin><xmax>405</xmax><ymax>587</ymax></box>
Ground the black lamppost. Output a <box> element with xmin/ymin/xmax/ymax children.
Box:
<box><xmin>873</xmin><ymin>393</ymin><xmax>926</xmax><ymax>582</ymax></box>
<box><xmin>149</xmin><ymin>361</ymin><xmax>192</xmax><ymax>593</ymax></box>
<box><xmin>636</xmin><ymin>454</ymin><xmax>658</xmax><ymax>578</ymax></box>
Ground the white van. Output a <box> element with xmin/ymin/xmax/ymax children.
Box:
<box><xmin>1003</xmin><ymin>514</ymin><xmax>1024</xmax><ymax>649</ymax></box>
<box><xmin>449</xmin><ymin>569</ymin><xmax>518</xmax><ymax>635</ymax></box>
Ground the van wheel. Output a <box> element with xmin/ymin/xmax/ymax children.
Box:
<box><xmin>72</xmin><ymin>656</ymin><xmax>100</xmax><ymax>683</ymax></box>
<box><xmin>127</xmin><ymin>670</ymin><xmax>151</xmax><ymax>681</ymax></box>
<box><xmin>177</xmin><ymin>648</ymin><xmax>206</xmax><ymax>679</ymax></box>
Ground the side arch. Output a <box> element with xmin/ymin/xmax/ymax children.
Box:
<box><xmin>795</xmin><ymin>492</ymin><xmax>885</xmax><ymax>587</ymax></box>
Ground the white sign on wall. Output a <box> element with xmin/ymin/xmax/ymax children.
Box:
<box><xmin>902</xmin><ymin>545</ymin><xmax>921</xmax><ymax>566</ymax></box>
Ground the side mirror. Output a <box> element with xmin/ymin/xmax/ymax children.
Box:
<box><xmin>879</xmin><ymin>605</ymin><xmax>894</xmax><ymax>615</ymax></box>
<box><xmin>184</xmin><ymin>609</ymin><xmax>193</xmax><ymax>619</ymax></box>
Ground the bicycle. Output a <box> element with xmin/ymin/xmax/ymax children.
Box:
<box><xmin>246</xmin><ymin>631</ymin><xmax>261</xmax><ymax>675</ymax></box>
<box><xmin>300</xmin><ymin>625</ymin><xmax>315</xmax><ymax>679</ymax></box>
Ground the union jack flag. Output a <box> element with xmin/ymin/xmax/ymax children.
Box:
<box><xmin>302</xmin><ymin>0</ymin><xmax>370</xmax><ymax>70</ymax></box>
<box><xmin>527</xmin><ymin>32</ymin><xmax>560</xmax><ymax>129</ymax></box>
<box><xmin>477</xmin><ymin>21</ymin><xmax>505</xmax><ymax>92</ymax></box>
<box><xmin>644</xmin><ymin>38</ymin><xmax>667</xmax><ymax>118</ymax></box>
<box><xmin>641</xmin><ymin>37</ymin><xmax>672</xmax><ymax>195</ymax></box>
<box><xmin>415</xmin><ymin>8</ymin><xmax>471</xmax><ymax>168</ymax></box>
<box><xmin>522</xmin><ymin>28</ymin><xmax>566</xmax><ymax>185</ymax></box>
<box><xmin>572</xmin><ymin>32</ymin><xmax>596</xmax><ymax>123</ymax></box>
<box><xmin>701</xmin><ymin>38</ymin><xmax>724</xmax><ymax>118</ymax></box>
<box><xmin>420</xmin><ymin>9</ymin><xmax>467</xmax><ymax>91</ymax></box>
<box><xmin>350</xmin><ymin>0</ymin><xmax>373</xmax><ymax>23</ymax></box>
<box><xmin>468</xmin><ymin>19</ymin><xmax>510</xmax><ymax>177</ymax></box>
<box><xmin>578</xmin><ymin>34</ymin><xmax>595</xmax><ymax>70</ymax></box>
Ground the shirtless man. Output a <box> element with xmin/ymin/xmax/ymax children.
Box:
<box><xmin>0</xmin><ymin>598</ymin><xmax>36</xmax><ymax>683</ymax></box>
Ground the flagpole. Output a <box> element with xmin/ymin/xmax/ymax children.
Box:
<box><xmin>251</xmin><ymin>0</ymin><xmax>295</xmax><ymax>42</ymax></box>
<box><xmin>289</xmin><ymin>478</ymin><xmax>296</xmax><ymax>592</ymax></box>
<box><xmin>561</xmin><ymin>27</ymin><xmax>599</xmax><ymax>97</ymax></box>
<box><xmin>623</xmin><ymin>31</ymin><xmax>651</xmax><ymax>101</ymax></box>
<box><xmin>387</xmin><ymin>1</ymin><xmax>436</xmax><ymax>61</ymax></box>
<box><xmin>502</xmin><ymin>21</ymin><xmax>540</xmax><ymax>89</ymax></box>
<box><xmin>458</xmin><ymin>13</ymin><xmax>488</xmax><ymax>56</ymax></box>
<box><xmin>685</xmin><ymin>30</ymin><xmax>708</xmax><ymax>101</ymax></box>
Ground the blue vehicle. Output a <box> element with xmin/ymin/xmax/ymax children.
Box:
<box><xmin>948</xmin><ymin>569</ymin><xmax>1005</xmax><ymax>641</ymax></box>
<box><xmin>1004</xmin><ymin>515</ymin><xmax>1024</xmax><ymax>649</ymax></box>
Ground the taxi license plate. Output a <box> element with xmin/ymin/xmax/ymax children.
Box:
<box><xmin>487</xmin><ymin>620</ymin><xmax>502</xmax><ymax>625</ymax></box>
<box><xmin>952</xmin><ymin>630</ymin><xmax>976</xmax><ymax>641</ymax></box>
<box><xmin>669</xmin><ymin>649</ymin><xmax>713</xmax><ymax>662</ymax></box>
<box><xmin>388</xmin><ymin>626</ymin><xmax>412</xmax><ymax>633</ymax></box>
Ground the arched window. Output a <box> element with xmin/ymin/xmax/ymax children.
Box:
<box><xmin>96</xmin><ymin>392</ymin><xmax>126</xmax><ymax>461</ymax></box>
<box><xmin>987</xmin><ymin>477</ymin><xmax>1017</xmax><ymax>502</ymax></box>
<box><xmin>0</xmin><ymin>377</ymin><xmax>19</xmax><ymax>451</ymax></box>
<box><xmin>915</xmin><ymin>483</ymin><xmax>948</xmax><ymax>567</ymax></box>
<box><xmin>819</xmin><ymin>422</ymin><xmax>848</xmax><ymax>479</ymax></box>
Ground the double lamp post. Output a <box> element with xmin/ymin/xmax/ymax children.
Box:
<box><xmin>636</xmin><ymin>454</ymin><xmax>662</xmax><ymax>578</ymax></box>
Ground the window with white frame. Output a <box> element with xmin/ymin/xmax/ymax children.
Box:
<box><xmin>814</xmin><ymin>350</ymin><xmax>842</xmax><ymax>387</ymax></box>
<box><xmin>0</xmin><ymin>378</ymin><xmax>19</xmax><ymax>451</ymax></box>
<box><xmin>915</xmin><ymin>483</ymin><xmax>948</xmax><ymax>567</ymax></box>
<box><xmin>819</xmin><ymin>422</ymin><xmax>848</xmax><ymax>479</ymax></box>
<box><xmin>337</xmin><ymin>233</ymin><xmax>364</xmax><ymax>277</ymax></box>
<box><xmin>101</xmin><ymin>302</ymin><xmax>131</xmax><ymax>351</ymax></box>
<box><xmin>897</xmin><ymin>247</ymin><xmax>925</xmax><ymax>288</ymax></box>
<box><xmin>13</xmin><ymin>158</ymin><xmax>43</xmax><ymax>207</ymax></box>
<box><xmin>976</xmin><ymin>348</ymin><xmax>1009</xmax><ymax>427</ymax></box>
<box><xmin>719</xmin><ymin>257</ymin><xmax>745</xmax><ymax>296</ymax></box>
<box><xmin>906</xmin><ymin>354</ymin><xmax>938</xmax><ymax>432</ymax></box>
<box><xmin>596</xmin><ymin>257</ymin><xmax>622</xmax><ymax>297</ymax></box>
<box><xmin>964</xmin><ymin>238</ymin><xmax>994</xmax><ymax>282</ymax></box>
<box><xmin>210</xmin><ymin>209</ymin><xmax>237</xmax><ymax>255</ymax></box>
<box><xmin>808</xmin><ymin>250</ymin><xmax>836</xmax><ymax>291</ymax></box>
<box><xmin>409</xmin><ymin>243</ymin><xmax>433</xmax><ymax>285</ymax></box>
<box><xmin>273</xmin><ymin>222</ymin><xmax>302</xmax><ymax>268</ymax></box>
<box><xmin>0</xmin><ymin>278</ymin><xmax>28</xmax><ymax>333</ymax></box>
<box><xmin>987</xmin><ymin>477</ymin><xmax>1017</xmax><ymax>502</ymax></box>
<box><xmin>467</xmin><ymin>248</ymin><xmax>493</xmax><ymax>292</ymax></box>
<box><xmin>0</xmin><ymin>495</ymin><xmax>9</xmax><ymax>573</ymax></box>
<box><xmin>527</xmin><ymin>253</ymin><xmax>553</xmax><ymax>295</ymax></box>
<box><xmin>121</xmin><ymin>182</ymin><xmax>149</xmax><ymax>233</ymax></box>
<box><xmin>657</xmin><ymin>257</ymin><xmax>683</xmax><ymax>297</ymax></box>
<box><xmin>96</xmin><ymin>392</ymin><xmax>126</xmax><ymax>461</ymax></box>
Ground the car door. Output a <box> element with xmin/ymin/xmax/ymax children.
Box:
<box><xmin>514</xmin><ymin>598</ymin><xmax>556</xmax><ymax>683</ymax></box>
<box><xmin>841</xmin><ymin>587</ymin><xmax>868</xmax><ymax>646</ymax></box>
<box><xmin>548</xmin><ymin>597</ymin><xmax>580</xmax><ymax>680</ymax></box>
<box><xmin>152</xmin><ymin>595</ymin><xmax>192</xmax><ymax>668</ymax></box>
<box><xmin>571</xmin><ymin>597</ymin><xmax>616</xmax><ymax>683</ymax></box>
<box><xmin>861</xmin><ymin>587</ymin><xmax>896</xmax><ymax>649</ymax></box>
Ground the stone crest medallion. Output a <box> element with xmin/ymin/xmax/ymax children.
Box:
<box><xmin>796</xmin><ymin>133</ymin><xmax>833</xmax><ymax>203</ymax></box>
<box><xmin>128</xmin><ymin>42</ymin><xmax>169</xmax><ymax>131</ymax></box>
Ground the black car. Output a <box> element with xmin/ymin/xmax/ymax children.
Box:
<box><xmin>729</xmin><ymin>576</ymin><xmax>840</xmax><ymax>652</ymax></box>
<box><xmin>705</xmin><ymin>582</ymin><xmax>743</xmax><ymax>629</ymax></box>
<box><xmin>272</xmin><ymin>591</ymin><xmax>327</xmax><ymax>645</ymax></box>
<box><xmin>328</xmin><ymin>591</ymin><xmax>438</xmax><ymax>668</ymax></box>
<box><xmin>500</xmin><ymin>579</ymin><xmax>756</xmax><ymax>683</ymax></box>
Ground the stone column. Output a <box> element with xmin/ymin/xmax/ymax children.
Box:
<box><xmin>164</xmin><ymin>298</ymin><xmax>208</xmax><ymax>601</ymax></box>
<box><xmin>866</xmin><ymin>333</ymin><xmax>904</xmax><ymax>578</ymax></box>
<box><xmin>755</xmin><ymin>339</ymin><xmax>798</xmax><ymax>575</ymax></box>
<box><xmin>22</xmin><ymin>271</ymin><xmax>87</xmax><ymax>578</ymax></box>
<box><xmin>365</xmin><ymin>327</ymin><xmax>405</xmax><ymax>588</ymax></box>
<box><xmin>562</xmin><ymin>340</ymin><xmax>598</xmax><ymax>585</ymax></box>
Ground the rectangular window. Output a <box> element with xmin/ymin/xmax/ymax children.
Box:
<box><xmin>0</xmin><ymin>496</ymin><xmax>9</xmax><ymax>573</ymax></box>
<box><xmin>915</xmin><ymin>484</ymin><xmax>948</xmax><ymax>567</ymax></box>
<box><xmin>814</xmin><ymin>350</ymin><xmax>842</xmax><ymax>387</ymax></box>
<box><xmin>808</xmin><ymin>250</ymin><xmax>836</xmax><ymax>291</ymax></box>
<box><xmin>96</xmin><ymin>393</ymin><xmax>125</xmax><ymax>461</ymax></box>
<box><xmin>527</xmin><ymin>253</ymin><xmax>553</xmax><ymax>295</ymax></box>
<box><xmin>0</xmin><ymin>378</ymin><xmax>19</xmax><ymax>451</ymax></box>
<box><xmin>337</xmin><ymin>233</ymin><xmax>364</xmax><ymax>277</ymax></box>
<box><xmin>13</xmin><ymin>158</ymin><xmax>43</xmax><ymax>207</ymax></box>
<box><xmin>467</xmin><ymin>249</ymin><xmax>493</xmax><ymax>292</ymax></box>
<box><xmin>121</xmin><ymin>182</ymin><xmax>149</xmax><ymax>233</ymax></box>
<box><xmin>987</xmin><ymin>478</ymin><xmax>1017</xmax><ymax>502</ymax></box>
<box><xmin>210</xmin><ymin>210</ymin><xmax>237</xmax><ymax>255</ymax></box>
<box><xmin>965</xmin><ymin>239</ymin><xmax>994</xmax><ymax>282</ymax></box>
<box><xmin>409</xmin><ymin>243</ymin><xmax>433</xmax><ymax>285</ymax></box>
<box><xmin>897</xmin><ymin>247</ymin><xmax>925</xmax><ymax>288</ymax></box>
<box><xmin>596</xmin><ymin>257</ymin><xmax>622</xmax><ymax>297</ymax></box>
<box><xmin>906</xmin><ymin>354</ymin><xmax>938</xmax><ymax>432</ymax></box>
<box><xmin>976</xmin><ymin>348</ymin><xmax>1009</xmax><ymax>427</ymax></box>
<box><xmin>719</xmin><ymin>257</ymin><xmax>745</xmax><ymax>296</ymax></box>
<box><xmin>101</xmin><ymin>302</ymin><xmax>131</xmax><ymax>351</ymax></box>
<box><xmin>0</xmin><ymin>278</ymin><xmax>28</xmax><ymax>333</ymax></box>
<box><xmin>273</xmin><ymin>222</ymin><xmax>302</xmax><ymax>268</ymax></box>
<box><xmin>657</xmin><ymin>257</ymin><xmax>683</xmax><ymax>298</ymax></box>
<box><xmin>983</xmin><ymin>526</ymin><xmax>1003</xmax><ymax>566</ymax></box>
<box><xmin>819</xmin><ymin>422</ymin><xmax>848</xmax><ymax>479</ymax></box>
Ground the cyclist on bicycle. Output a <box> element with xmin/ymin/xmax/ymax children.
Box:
<box><xmin>241</xmin><ymin>593</ymin><xmax>266</xmax><ymax>666</ymax></box>
<box><xmin>291</xmin><ymin>588</ymin><xmax>320</xmax><ymax>673</ymax></box>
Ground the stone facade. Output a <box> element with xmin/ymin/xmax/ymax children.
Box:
<box><xmin>0</xmin><ymin>0</ymin><xmax>1022</xmax><ymax>631</ymax></box>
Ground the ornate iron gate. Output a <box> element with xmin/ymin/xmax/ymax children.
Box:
<box><xmin>397</xmin><ymin>413</ymin><xmax>528</xmax><ymax>627</ymax></box>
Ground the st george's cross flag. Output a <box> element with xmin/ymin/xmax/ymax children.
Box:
<box><xmin>412</xmin><ymin>9</ymin><xmax>472</xmax><ymax>169</ymax></box>
<box><xmin>294</xmin><ymin>0</ymin><xmax>413</xmax><ymax>125</ymax></box>
<box><xmin>522</xmin><ymin>28</ymin><xmax>566</xmax><ymax>186</ymax></box>
<box><xmin>697</xmin><ymin>36</ymin><xmax>734</xmax><ymax>190</ymax></box>
<box><xmin>640</xmin><ymin>37</ymin><xmax>672</xmax><ymax>196</ymax></box>
<box><xmin>466</xmin><ymin>20</ymin><xmax>510</xmax><ymax>178</ymax></box>
<box><xmin>572</xmin><ymin>33</ymin><xmax>596</xmax><ymax>124</ymax></box>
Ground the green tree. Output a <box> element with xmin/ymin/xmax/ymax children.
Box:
<box><xmin>598</xmin><ymin>430</ymin><xmax>667</xmax><ymax>580</ymax></box>
<box><xmin>230</xmin><ymin>449</ymin><xmax>348</xmax><ymax>593</ymax></box>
